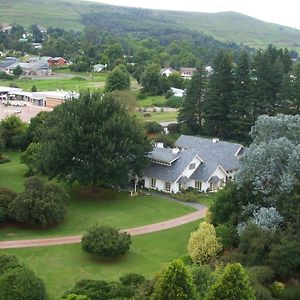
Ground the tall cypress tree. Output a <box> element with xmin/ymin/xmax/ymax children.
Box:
<box><xmin>203</xmin><ymin>50</ymin><xmax>234</xmax><ymax>139</ymax></box>
<box><xmin>231</xmin><ymin>50</ymin><xmax>253</xmax><ymax>142</ymax></box>
<box><xmin>178</xmin><ymin>66</ymin><xmax>206</xmax><ymax>134</ymax></box>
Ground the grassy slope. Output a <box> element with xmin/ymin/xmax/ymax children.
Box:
<box><xmin>1</xmin><ymin>220</ymin><xmax>199</xmax><ymax>299</ymax></box>
<box><xmin>1</xmin><ymin>0</ymin><xmax>300</xmax><ymax>51</ymax></box>
<box><xmin>0</xmin><ymin>152</ymin><xmax>194</xmax><ymax>240</ymax></box>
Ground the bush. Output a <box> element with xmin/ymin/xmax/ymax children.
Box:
<box><xmin>270</xmin><ymin>281</ymin><xmax>284</xmax><ymax>298</ymax></box>
<box><xmin>0</xmin><ymin>255</ymin><xmax>19</xmax><ymax>275</ymax></box>
<box><xmin>0</xmin><ymin>255</ymin><xmax>46</xmax><ymax>300</ymax></box>
<box><xmin>144</xmin><ymin>122</ymin><xmax>164</xmax><ymax>134</ymax></box>
<box><xmin>119</xmin><ymin>273</ymin><xmax>145</xmax><ymax>287</ymax></box>
<box><xmin>0</xmin><ymin>187</ymin><xmax>17</xmax><ymax>222</ymax></box>
<box><xmin>166</xmin><ymin>123</ymin><xmax>180</xmax><ymax>134</ymax></box>
<box><xmin>8</xmin><ymin>177</ymin><xmax>69</xmax><ymax>227</ymax></box>
<box><xmin>189</xmin><ymin>264</ymin><xmax>215</xmax><ymax>297</ymax></box>
<box><xmin>216</xmin><ymin>223</ymin><xmax>239</xmax><ymax>249</ymax></box>
<box><xmin>165</xmin><ymin>96</ymin><xmax>183</xmax><ymax>108</ymax></box>
<box><xmin>81</xmin><ymin>225</ymin><xmax>131</xmax><ymax>257</ymax></box>
<box><xmin>188</xmin><ymin>222</ymin><xmax>222</xmax><ymax>265</ymax></box>
<box><xmin>247</xmin><ymin>266</ymin><xmax>275</xmax><ymax>285</ymax></box>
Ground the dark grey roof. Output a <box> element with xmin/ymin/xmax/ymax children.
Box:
<box><xmin>150</xmin><ymin>147</ymin><xmax>179</xmax><ymax>163</ymax></box>
<box><xmin>175</xmin><ymin>135</ymin><xmax>242</xmax><ymax>172</ymax></box>
<box><xmin>0</xmin><ymin>59</ymin><xmax>16</xmax><ymax>70</ymax></box>
<box><xmin>142</xmin><ymin>149</ymin><xmax>199</xmax><ymax>182</ymax></box>
<box><xmin>189</xmin><ymin>161</ymin><xmax>219</xmax><ymax>181</ymax></box>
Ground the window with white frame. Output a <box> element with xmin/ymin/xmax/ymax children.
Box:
<box><xmin>195</xmin><ymin>181</ymin><xmax>202</xmax><ymax>191</ymax></box>
<box><xmin>165</xmin><ymin>181</ymin><xmax>171</xmax><ymax>192</ymax></box>
<box><xmin>151</xmin><ymin>178</ymin><xmax>156</xmax><ymax>188</ymax></box>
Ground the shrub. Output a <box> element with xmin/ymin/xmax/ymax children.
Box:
<box><xmin>144</xmin><ymin>122</ymin><xmax>164</xmax><ymax>134</ymax></box>
<box><xmin>189</xmin><ymin>264</ymin><xmax>215</xmax><ymax>297</ymax></box>
<box><xmin>0</xmin><ymin>255</ymin><xmax>19</xmax><ymax>275</ymax></box>
<box><xmin>81</xmin><ymin>225</ymin><xmax>131</xmax><ymax>257</ymax></box>
<box><xmin>0</xmin><ymin>256</ymin><xmax>46</xmax><ymax>300</ymax></box>
<box><xmin>119</xmin><ymin>273</ymin><xmax>145</xmax><ymax>287</ymax></box>
<box><xmin>206</xmin><ymin>263</ymin><xmax>256</xmax><ymax>300</ymax></box>
<box><xmin>165</xmin><ymin>96</ymin><xmax>183</xmax><ymax>108</ymax></box>
<box><xmin>0</xmin><ymin>187</ymin><xmax>17</xmax><ymax>222</ymax></box>
<box><xmin>247</xmin><ymin>266</ymin><xmax>275</xmax><ymax>285</ymax></box>
<box><xmin>166</xmin><ymin>122</ymin><xmax>180</xmax><ymax>134</ymax></box>
<box><xmin>151</xmin><ymin>260</ymin><xmax>197</xmax><ymax>300</ymax></box>
<box><xmin>8</xmin><ymin>177</ymin><xmax>69</xmax><ymax>227</ymax></box>
<box><xmin>188</xmin><ymin>222</ymin><xmax>222</xmax><ymax>264</ymax></box>
<box><xmin>270</xmin><ymin>281</ymin><xmax>285</xmax><ymax>298</ymax></box>
<box><xmin>216</xmin><ymin>223</ymin><xmax>239</xmax><ymax>249</ymax></box>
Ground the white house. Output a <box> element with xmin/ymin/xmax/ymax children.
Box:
<box><xmin>160</xmin><ymin>67</ymin><xmax>176</xmax><ymax>77</ymax></box>
<box><xmin>142</xmin><ymin>135</ymin><xmax>244</xmax><ymax>193</ymax></box>
<box><xmin>179</xmin><ymin>67</ymin><xmax>196</xmax><ymax>79</ymax></box>
<box><xmin>170</xmin><ymin>87</ymin><xmax>185</xmax><ymax>97</ymax></box>
<box><xmin>93</xmin><ymin>64</ymin><xmax>107</xmax><ymax>72</ymax></box>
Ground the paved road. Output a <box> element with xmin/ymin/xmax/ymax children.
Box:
<box><xmin>0</xmin><ymin>208</ymin><xmax>207</xmax><ymax>249</ymax></box>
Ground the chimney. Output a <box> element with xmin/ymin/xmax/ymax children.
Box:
<box><xmin>155</xmin><ymin>142</ymin><xmax>164</xmax><ymax>148</ymax></box>
<box><xmin>172</xmin><ymin>147</ymin><xmax>180</xmax><ymax>154</ymax></box>
<box><xmin>212</xmin><ymin>138</ymin><xmax>219</xmax><ymax>143</ymax></box>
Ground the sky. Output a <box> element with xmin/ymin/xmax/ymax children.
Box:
<box><xmin>83</xmin><ymin>0</ymin><xmax>300</xmax><ymax>29</ymax></box>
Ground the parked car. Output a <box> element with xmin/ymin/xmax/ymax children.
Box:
<box><xmin>14</xmin><ymin>108</ymin><xmax>22</xmax><ymax>113</ymax></box>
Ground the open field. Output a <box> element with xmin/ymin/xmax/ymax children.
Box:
<box><xmin>1</xmin><ymin>220</ymin><xmax>199</xmax><ymax>299</ymax></box>
<box><xmin>0</xmin><ymin>74</ymin><xmax>107</xmax><ymax>92</ymax></box>
<box><xmin>0</xmin><ymin>152</ymin><xmax>194</xmax><ymax>241</ymax></box>
<box><xmin>137</xmin><ymin>95</ymin><xmax>167</xmax><ymax>107</ymax></box>
<box><xmin>141</xmin><ymin>110</ymin><xmax>179</xmax><ymax>123</ymax></box>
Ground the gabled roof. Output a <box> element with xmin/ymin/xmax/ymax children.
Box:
<box><xmin>143</xmin><ymin>149</ymin><xmax>199</xmax><ymax>182</ymax></box>
<box><xmin>175</xmin><ymin>135</ymin><xmax>242</xmax><ymax>172</ymax></box>
<box><xmin>150</xmin><ymin>147</ymin><xmax>179</xmax><ymax>164</ymax></box>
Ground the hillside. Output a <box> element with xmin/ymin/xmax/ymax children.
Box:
<box><xmin>1</xmin><ymin>0</ymin><xmax>300</xmax><ymax>51</ymax></box>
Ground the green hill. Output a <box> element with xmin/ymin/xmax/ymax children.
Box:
<box><xmin>1</xmin><ymin>0</ymin><xmax>300</xmax><ymax>52</ymax></box>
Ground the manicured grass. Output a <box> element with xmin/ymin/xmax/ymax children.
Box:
<box><xmin>137</xmin><ymin>96</ymin><xmax>166</xmax><ymax>107</ymax></box>
<box><xmin>139</xmin><ymin>110</ymin><xmax>179</xmax><ymax>123</ymax></box>
<box><xmin>0</xmin><ymin>152</ymin><xmax>195</xmax><ymax>240</ymax></box>
<box><xmin>0</xmin><ymin>152</ymin><xmax>27</xmax><ymax>192</ymax></box>
<box><xmin>173</xmin><ymin>190</ymin><xmax>218</xmax><ymax>207</ymax></box>
<box><xmin>1</xmin><ymin>220</ymin><xmax>199</xmax><ymax>300</ymax></box>
<box><xmin>0</xmin><ymin>74</ymin><xmax>107</xmax><ymax>92</ymax></box>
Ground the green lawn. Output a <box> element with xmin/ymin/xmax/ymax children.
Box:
<box><xmin>139</xmin><ymin>111</ymin><xmax>179</xmax><ymax>123</ymax></box>
<box><xmin>173</xmin><ymin>190</ymin><xmax>218</xmax><ymax>207</ymax></box>
<box><xmin>137</xmin><ymin>96</ymin><xmax>166</xmax><ymax>107</ymax></box>
<box><xmin>0</xmin><ymin>74</ymin><xmax>107</xmax><ymax>92</ymax></box>
<box><xmin>0</xmin><ymin>152</ymin><xmax>194</xmax><ymax>240</ymax></box>
<box><xmin>1</xmin><ymin>220</ymin><xmax>199</xmax><ymax>300</ymax></box>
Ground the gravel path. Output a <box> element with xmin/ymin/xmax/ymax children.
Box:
<box><xmin>0</xmin><ymin>208</ymin><xmax>207</xmax><ymax>249</ymax></box>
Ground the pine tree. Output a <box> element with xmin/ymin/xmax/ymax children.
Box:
<box><xmin>178</xmin><ymin>66</ymin><xmax>206</xmax><ymax>134</ymax></box>
<box><xmin>203</xmin><ymin>50</ymin><xmax>234</xmax><ymax>139</ymax></box>
<box><xmin>206</xmin><ymin>263</ymin><xmax>256</xmax><ymax>300</ymax></box>
<box><xmin>231</xmin><ymin>50</ymin><xmax>253</xmax><ymax>142</ymax></box>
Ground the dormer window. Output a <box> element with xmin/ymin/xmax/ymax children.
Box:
<box><xmin>189</xmin><ymin>163</ymin><xmax>196</xmax><ymax>170</ymax></box>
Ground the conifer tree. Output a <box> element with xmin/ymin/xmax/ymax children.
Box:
<box><xmin>203</xmin><ymin>50</ymin><xmax>234</xmax><ymax>139</ymax></box>
<box><xmin>206</xmin><ymin>263</ymin><xmax>255</xmax><ymax>300</ymax></box>
<box><xmin>151</xmin><ymin>260</ymin><xmax>197</xmax><ymax>300</ymax></box>
<box><xmin>178</xmin><ymin>66</ymin><xmax>206</xmax><ymax>134</ymax></box>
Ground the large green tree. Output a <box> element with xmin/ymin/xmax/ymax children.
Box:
<box><xmin>105</xmin><ymin>65</ymin><xmax>130</xmax><ymax>92</ymax></box>
<box><xmin>231</xmin><ymin>50</ymin><xmax>253</xmax><ymax>142</ymax></box>
<box><xmin>140</xmin><ymin>64</ymin><xmax>162</xmax><ymax>95</ymax></box>
<box><xmin>203</xmin><ymin>50</ymin><xmax>234</xmax><ymax>139</ymax></box>
<box><xmin>151</xmin><ymin>259</ymin><xmax>197</xmax><ymax>300</ymax></box>
<box><xmin>178</xmin><ymin>66</ymin><xmax>206</xmax><ymax>134</ymax></box>
<box><xmin>33</xmin><ymin>91</ymin><xmax>151</xmax><ymax>187</ymax></box>
<box><xmin>206</xmin><ymin>263</ymin><xmax>256</xmax><ymax>300</ymax></box>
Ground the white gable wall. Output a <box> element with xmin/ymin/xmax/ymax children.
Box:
<box><xmin>180</xmin><ymin>156</ymin><xmax>202</xmax><ymax>179</ymax></box>
<box><xmin>144</xmin><ymin>177</ymin><xmax>179</xmax><ymax>193</ymax></box>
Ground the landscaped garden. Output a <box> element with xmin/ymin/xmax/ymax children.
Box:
<box><xmin>2</xmin><ymin>220</ymin><xmax>199</xmax><ymax>299</ymax></box>
<box><xmin>0</xmin><ymin>152</ymin><xmax>195</xmax><ymax>241</ymax></box>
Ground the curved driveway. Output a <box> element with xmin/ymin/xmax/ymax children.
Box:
<box><xmin>0</xmin><ymin>207</ymin><xmax>207</xmax><ymax>249</ymax></box>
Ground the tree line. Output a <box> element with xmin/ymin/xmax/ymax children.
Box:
<box><xmin>179</xmin><ymin>45</ymin><xmax>300</xmax><ymax>143</ymax></box>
